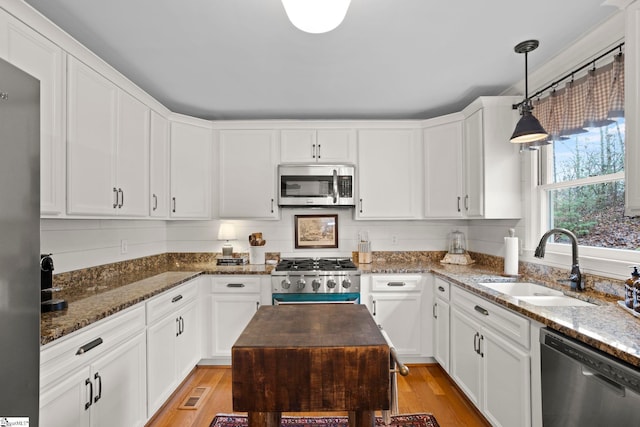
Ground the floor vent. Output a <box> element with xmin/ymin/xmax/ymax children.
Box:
<box><xmin>178</xmin><ymin>386</ymin><xmax>211</xmax><ymax>410</ymax></box>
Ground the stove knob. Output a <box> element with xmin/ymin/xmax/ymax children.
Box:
<box><xmin>281</xmin><ymin>279</ymin><xmax>291</xmax><ymax>289</ymax></box>
<box><xmin>312</xmin><ymin>279</ymin><xmax>322</xmax><ymax>291</ymax></box>
<box><xmin>342</xmin><ymin>278</ymin><xmax>352</xmax><ymax>289</ymax></box>
<box><xmin>296</xmin><ymin>278</ymin><xmax>306</xmax><ymax>290</ymax></box>
<box><xmin>327</xmin><ymin>279</ymin><xmax>337</xmax><ymax>289</ymax></box>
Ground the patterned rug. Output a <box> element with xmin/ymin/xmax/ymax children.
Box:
<box><xmin>210</xmin><ymin>413</ymin><xmax>440</xmax><ymax>427</ymax></box>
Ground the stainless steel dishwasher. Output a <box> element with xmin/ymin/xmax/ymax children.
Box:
<box><xmin>540</xmin><ymin>328</ymin><xmax>640</xmax><ymax>426</ymax></box>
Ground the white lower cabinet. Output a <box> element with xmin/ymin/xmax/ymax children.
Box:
<box><xmin>450</xmin><ymin>285</ymin><xmax>531</xmax><ymax>427</ymax></box>
<box><xmin>432</xmin><ymin>277</ymin><xmax>451</xmax><ymax>372</ymax></box>
<box><xmin>366</xmin><ymin>274</ymin><xmax>432</xmax><ymax>361</ymax></box>
<box><xmin>207</xmin><ymin>276</ymin><xmax>265</xmax><ymax>362</ymax></box>
<box><xmin>40</xmin><ymin>306</ymin><xmax>147</xmax><ymax>427</ymax></box>
<box><xmin>146</xmin><ymin>279</ymin><xmax>200</xmax><ymax>417</ymax></box>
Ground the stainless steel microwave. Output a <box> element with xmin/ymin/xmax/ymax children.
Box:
<box><xmin>278</xmin><ymin>164</ymin><xmax>356</xmax><ymax>207</ymax></box>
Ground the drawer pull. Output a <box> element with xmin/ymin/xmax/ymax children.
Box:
<box><xmin>433</xmin><ymin>302</ymin><xmax>438</xmax><ymax>319</ymax></box>
<box><xmin>76</xmin><ymin>337</ymin><xmax>103</xmax><ymax>355</ymax></box>
<box><xmin>438</xmin><ymin>285</ymin><xmax>445</xmax><ymax>292</ymax></box>
<box><xmin>227</xmin><ymin>283</ymin><xmax>245</xmax><ymax>288</ymax></box>
<box><xmin>474</xmin><ymin>305</ymin><xmax>489</xmax><ymax>316</ymax></box>
<box><xmin>171</xmin><ymin>295</ymin><xmax>183</xmax><ymax>303</ymax></box>
<box><xmin>387</xmin><ymin>282</ymin><xmax>406</xmax><ymax>287</ymax></box>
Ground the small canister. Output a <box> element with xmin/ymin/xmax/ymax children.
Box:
<box><xmin>625</xmin><ymin>266</ymin><xmax>639</xmax><ymax>309</ymax></box>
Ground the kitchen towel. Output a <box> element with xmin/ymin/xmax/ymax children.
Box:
<box><xmin>504</xmin><ymin>236</ymin><xmax>519</xmax><ymax>276</ymax></box>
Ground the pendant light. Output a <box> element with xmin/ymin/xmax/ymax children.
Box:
<box><xmin>281</xmin><ymin>0</ymin><xmax>351</xmax><ymax>34</ymax></box>
<box><xmin>510</xmin><ymin>40</ymin><xmax>549</xmax><ymax>144</ymax></box>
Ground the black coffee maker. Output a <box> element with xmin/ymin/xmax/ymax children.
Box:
<box><xmin>41</xmin><ymin>253</ymin><xmax>67</xmax><ymax>312</ymax></box>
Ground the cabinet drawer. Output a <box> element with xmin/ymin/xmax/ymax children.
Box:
<box><xmin>210</xmin><ymin>276</ymin><xmax>262</xmax><ymax>293</ymax></box>
<box><xmin>40</xmin><ymin>304</ymin><xmax>146</xmax><ymax>390</ymax></box>
<box><xmin>433</xmin><ymin>277</ymin><xmax>451</xmax><ymax>300</ymax></box>
<box><xmin>146</xmin><ymin>280</ymin><xmax>199</xmax><ymax>325</ymax></box>
<box><xmin>451</xmin><ymin>285</ymin><xmax>530</xmax><ymax>349</ymax></box>
<box><xmin>371</xmin><ymin>275</ymin><xmax>422</xmax><ymax>292</ymax></box>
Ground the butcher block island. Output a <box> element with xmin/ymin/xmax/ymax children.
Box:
<box><xmin>232</xmin><ymin>304</ymin><xmax>391</xmax><ymax>427</ymax></box>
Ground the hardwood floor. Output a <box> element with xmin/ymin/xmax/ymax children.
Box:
<box><xmin>146</xmin><ymin>364</ymin><xmax>491</xmax><ymax>427</ymax></box>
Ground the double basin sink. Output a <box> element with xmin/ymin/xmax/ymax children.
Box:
<box><xmin>478</xmin><ymin>282</ymin><xmax>595</xmax><ymax>307</ymax></box>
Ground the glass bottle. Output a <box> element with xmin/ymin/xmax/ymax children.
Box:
<box><xmin>625</xmin><ymin>267</ymin><xmax>639</xmax><ymax>309</ymax></box>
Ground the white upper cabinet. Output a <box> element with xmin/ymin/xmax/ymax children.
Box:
<box><xmin>169</xmin><ymin>117</ymin><xmax>212</xmax><ymax>219</ymax></box>
<box><xmin>149</xmin><ymin>111</ymin><xmax>170</xmax><ymax>218</ymax></box>
<box><xmin>218</xmin><ymin>129</ymin><xmax>279</xmax><ymax>219</ymax></box>
<box><xmin>356</xmin><ymin>128</ymin><xmax>422</xmax><ymax>219</ymax></box>
<box><xmin>461</xmin><ymin>97</ymin><xmax>522</xmax><ymax>219</ymax></box>
<box><xmin>280</xmin><ymin>129</ymin><xmax>356</xmax><ymax>163</ymax></box>
<box><xmin>0</xmin><ymin>11</ymin><xmax>65</xmax><ymax>215</ymax></box>
<box><xmin>67</xmin><ymin>57</ymin><xmax>118</xmax><ymax>215</ymax></box>
<box><xmin>423</xmin><ymin>115</ymin><xmax>465</xmax><ymax>218</ymax></box>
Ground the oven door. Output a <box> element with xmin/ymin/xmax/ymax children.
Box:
<box><xmin>272</xmin><ymin>293</ymin><xmax>360</xmax><ymax>305</ymax></box>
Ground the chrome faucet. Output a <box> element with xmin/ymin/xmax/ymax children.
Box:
<box><xmin>534</xmin><ymin>228</ymin><xmax>584</xmax><ymax>291</ymax></box>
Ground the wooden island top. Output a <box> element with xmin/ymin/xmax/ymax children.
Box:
<box><xmin>232</xmin><ymin>304</ymin><xmax>391</xmax><ymax>427</ymax></box>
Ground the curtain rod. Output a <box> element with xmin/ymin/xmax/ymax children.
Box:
<box><xmin>513</xmin><ymin>41</ymin><xmax>625</xmax><ymax>109</ymax></box>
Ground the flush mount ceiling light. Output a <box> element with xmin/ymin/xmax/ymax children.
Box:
<box><xmin>281</xmin><ymin>0</ymin><xmax>351</xmax><ymax>34</ymax></box>
<box><xmin>511</xmin><ymin>40</ymin><xmax>549</xmax><ymax>144</ymax></box>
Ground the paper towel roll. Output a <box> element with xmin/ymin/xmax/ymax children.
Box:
<box><xmin>504</xmin><ymin>236</ymin><xmax>519</xmax><ymax>276</ymax></box>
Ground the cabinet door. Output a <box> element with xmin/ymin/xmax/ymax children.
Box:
<box><xmin>150</xmin><ymin>111</ymin><xmax>169</xmax><ymax>217</ymax></box>
<box><xmin>450</xmin><ymin>306</ymin><xmax>482</xmax><ymax>406</ymax></box>
<box><xmin>370</xmin><ymin>293</ymin><xmax>422</xmax><ymax>356</ymax></box>
<box><xmin>357</xmin><ymin>129</ymin><xmax>421</xmax><ymax>219</ymax></box>
<box><xmin>0</xmin><ymin>13</ymin><xmax>65</xmax><ymax>215</ymax></box>
<box><xmin>91</xmin><ymin>332</ymin><xmax>146</xmax><ymax>427</ymax></box>
<box><xmin>40</xmin><ymin>367</ymin><xmax>91</xmax><ymax>427</ymax></box>
<box><xmin>170</xmin><ymin>120</ymin><xmax>211</xmax><ymax>218</ymax></box>
<box><xmin>146</xmin><ymin>314</ymin><xmax>178</xmax><ymax>417</ymax></box>
<box><xmin>280</xmin><ymin>129</ymin><xmax>316</xmax><ymax>162</ymax></box>
<box><xmin>481</xmin><ymin>328</ymin><xmax>531</xmax><ymax>427</ymax></box>
<box><xmin>116</xmin><ymin>91</ymin><xmax>149</xmax><ymax>216</ymax></box>
<box><xmin>175</xmin><ymin>300</ymin><xmax>200</xmax><ymax>381</ymax></box>
<box><xmin>209</xmin><ymin>294</ymin><xmax>260</xmax><ymax>357</ymax></box>
<box><xmin>67</xmin><ymin>57</ymin><xmax>118</xmax><ymax>215</ymax></box>
<box><xmin>316</xmin><ymin>129</ymin><xmax>356</xmax><ymax>163</ymax></box>
<box><xmin>219</xmin><ymin>129</ymin><xmax>278</xmax><ymax>219</ymax></box>
<box><xmin>423</xmin><ymin>120</ymin><xmax>464</xmax><ymax>218</ymax></box>
<box><xmin>463</xmin><ymin>109</ymin><xmax>484</xmax><ymax>217</ymax></box>
<box><xmin>433</xmin><ymin>297</ymin><xmax>450</xmax><ymax>372</ymax></box>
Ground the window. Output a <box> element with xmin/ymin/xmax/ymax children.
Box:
<box><xmin>534</xmin><ymin>51</ymin><xmax>640</xmax><ymax>252</ymax></box>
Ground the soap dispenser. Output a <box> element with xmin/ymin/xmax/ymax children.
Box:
<box><xmin>625</xmin><ymin>266</ymin><xmax>640</xmax><ymax>309</ymax></box>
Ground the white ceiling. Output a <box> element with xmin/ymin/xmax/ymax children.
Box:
<box><xmin>23</xmin><ymin>0</ymin><xmax>619</xmax><ymax>120</ymax></box>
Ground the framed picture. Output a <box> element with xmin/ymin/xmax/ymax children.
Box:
<box><xmin>294</xmin><ymin>214</ymin><xmax>338</xmax><ymax>249</ymax></box>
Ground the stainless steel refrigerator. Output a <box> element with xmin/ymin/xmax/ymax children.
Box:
<box><xmin>0</xmin><ymin>57</ymin><xmax>41</xmax><ymax>425</ymax></box>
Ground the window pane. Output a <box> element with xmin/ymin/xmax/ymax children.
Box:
<box><xmin>550</xmin><ymin>118</ymin><xmax>625</xmax><ymax>184</ymax></box>
<box><xmin>548</xmin><ymin>180</ymin><xmax>640</xmax><ymax>250</ymax></box>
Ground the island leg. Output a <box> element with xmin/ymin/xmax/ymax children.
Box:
<box><xmin>248</xmin><ymin>411</ymin><xmax>281</xmax><ymax>427</ymax></box>
<box><xmin>348</xmin><ymin>410</ymin><xmax>376</xmax><ymax>427</ymax></box>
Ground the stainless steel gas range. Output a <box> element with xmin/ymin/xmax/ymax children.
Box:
<box><xmin>271</xmin><ymin>257</ymin><xmax>361</xmax><ymax>304</ymax></box>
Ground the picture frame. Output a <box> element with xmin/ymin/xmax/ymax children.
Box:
<box><xmin>294</xmin><ymin>214</ymin><xmax>338</xmax><ymax>249</ymax></box>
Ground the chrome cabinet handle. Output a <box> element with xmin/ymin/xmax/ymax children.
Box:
<box><xmin>457</xmin><ymin>196</ymin><xmax>461</xmax><ymax>212</ymax></box>
<box><xmin>473</xmin><ymin>332</ymin><xmax>479</xmax><ymax>354</ymax></box>
<box><xmin>312</xmin><ymin>143</ymin><xmax>316</xmax><ymax>159</ymax></box>
<box><xmin>94</xmin><ymin>373</ymin><xmax>102</xmax><ymax>403</ymax></box>
<box><xmin>176</xmin><ymin>318</ymin><xmax>180</xmax><ymax>337</ymax></box>
<box><xmin>172</xmin><ymin>197</ymin><xmax>176</xmax><ymax>213</ymax></box>
<box><xmin>171</xmin><ymin>294</ymin><xmax>183</xmax><ymax>303</ymax></box>
<box><xmin>474</xmin><ymin>305</ymin><xmax>489</xmax><ymax>316</ymax></box>
<box><xmin>332</xmin><ymin>169</ymin><xmax>338</xmax><ymax>203</ymax></box>
<box><xmin>270</xmin><ymin>198</ymin><xmax>274</xmax><ymax>213</ymax></box>
<box><xmin>387</xmin><ymin>281</ymin><xmax>406</xmax><ymax>287</ymax></box>
<box><xmin>85</xmin><ymin>378</ymin><xmax>93</xmax><ymax>410</ymax></box>
<box><xmin>359</xmin><ymin>198</ymin><xmax>363</xmax><ymax>213</ymax></box>
<box><xmin>372</xmin><ymin>299</ymin><xmax>377</xmax><ymax>316</ymax></box>
<box><xmin>256</xmin><ymin>301</ymin><xmax>260</xmax><ymax>311</ymax></box>
<box><xmin>226</xmin><ymin>283</ymin><xmax>245</xmax><ymax>288</ymax></box>
<box><xmin>433</xmin><ymin>302</ymin><xmax>438</xmax><ymax>319</ymax></box>
<box><xmin>479</xmin><ymin>335</ymin><xmax>484</xmax><ymax>357</ymax></box>
<box><xmin>179</xmin><ymin>316</ymin><xmax>184</xmax><ymax>335</ymax></box>
<box><xmin>317</xmin><ymin>143</ymin><xmax>321</xmax><ymax>159</ymax></box>
<box><xmin>113</xmin><ymin>187</ymin><xmax>118</xmax><ymax>208</ymax></box>
<box><xmin>76</xmin><ymin>337</ymin><xmax>103</xmax><ymax>355</ymax></box>
<box><xmin>464</xmin><ymin>195</ymin><xmax>469</xmax><ymax>211</ymax></box>
<box><xmin>118</xmin><ymin>188</ymin><xmax>124</xmax><ymax>208</ymax></box>
<box><xmin>152</xmin><ymin>194</ymin><xmax>158</xmax><ymax>211</ymax></box>
<box><xmin>438</xmin><ymin>286</ymin><xmax>445</xmax><ymax>292</ymax></box>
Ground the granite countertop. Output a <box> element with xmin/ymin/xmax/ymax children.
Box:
<box><xmin>42</xmin><ymin>258</ymin><xmax>640</xmax><ymax>369</ymax></box>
